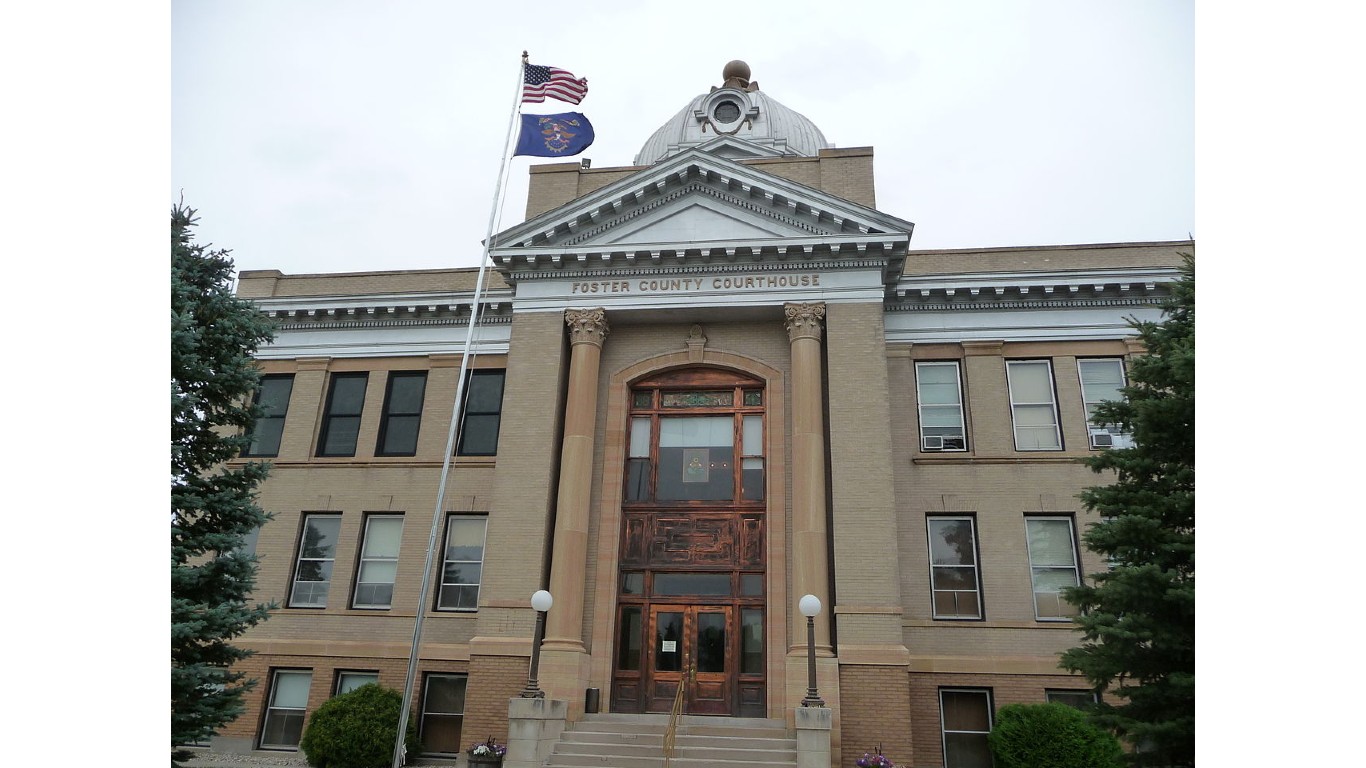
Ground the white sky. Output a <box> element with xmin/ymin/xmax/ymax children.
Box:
<box><xmin>172</xmin><ymin>0</ymin><xmax>1194</xmax><ymax>275</ymax></box>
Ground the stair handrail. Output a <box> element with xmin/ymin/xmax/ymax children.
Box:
<box><xmin>662</xmin><ymin>663</ymin><xmax>692</xmax><ymax>768</ymax></box>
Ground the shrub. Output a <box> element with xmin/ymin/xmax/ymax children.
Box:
<box><xmin>299</xmin><ymin>684</ymin><xmax>420</xmax><ymax>768</ymax></box>
<box><xmin>987</xmin><ymin>702</ymin><xmax>1124</xmax><ymax>768</ymax></box>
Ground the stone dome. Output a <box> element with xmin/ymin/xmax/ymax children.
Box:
<box><xmin>633</xmin><ymin>62</ymin><xmax>831</xmax><ymax>166</ymax></box>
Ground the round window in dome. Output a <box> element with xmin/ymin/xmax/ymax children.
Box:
<box><xmin>713</xmin><ymin>101</ymin><xmax>741</xmax><ymax>124</ymax></box>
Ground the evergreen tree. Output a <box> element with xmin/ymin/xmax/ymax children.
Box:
<box><xmin>1061</xmin><ymin>255</ymin><xmax>1194</xmax><ymax>767</ymax></box>
<box><xmin>171</xmin><ymin>203</ymin><xmax>277</xmax><ymax>765</ymax></box>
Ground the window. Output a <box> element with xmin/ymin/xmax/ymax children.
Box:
<box><xmin>939</xmin><ymin>688</ymin><xmax>993</xmax><ymax>768</ymax></box>
<box><xmin>456</xmin><ymin>370</ymin><xmax>505</xmax><ymax>456</ymax></box>
<box><xmin>260</xmin><ymin>670</ymin><xmax>311</xmax><ymax>749</ymax></box>
<box><xmin>915</xmin><ymin>362</ymin><xmax>967</xmax><ymax>451</ymax></box>
<box><xmin>289</xmin><ymin>515</ymin><xmax>342</xmax><ymax>608</ymax></box>
<box><xmin>244</xmin><ymin>374</ymin><xmax>294</xmax><ymax>457</ymax></box>
<box><xmin>1078</xmin><ymin>358</ymin><xmax>1134</xmax><ymax>449</ymax></box>
<box><xmin>419</xmin><ymin>674</ymin><xmax>467</xmax><ymax>755</ymax></box>
<box><xmin>352</xmin><ymin>515</ymin><xmax>403</xmax><ymax>609</ymax></box>
<box><xmin>317</xmin><ymin>373</ymin><xmax>368</xmax><ymax>457</ymax></box>
<box><xmin>926</xmin><ymin>517</ymin><xmax>982</xmax><ymax>619</ymax></box>
<box><xmin>436</xmin><ymin>516</ymin><xmax>486</xmax><ymax>611</ymax></box>
<box><xmin>1006</xmin><ymin>360</ymin><xmax>1061</xmax><ymax>450</ymax></box>
<box><xmin>1026</xmin><ymin>517</ymin><xmax>1081</xmax><ymax>620</ymax></box>
<box><xmin>376</xmin><ymin>371</ymin><xmax>427</xmax><ymax>456</ymax></box>
<box><xmin>233</xmin><ymin>525</ymin><xmax>260</xmax><ymax>560</ymax></box>
<box><xmin>335</xmin><ymin>671</ymin><xmax>379</xmax><ymax>696</ymax></box>
<box><xmin>624</xmin><ymin>377</ymin><xmax>766</xmax><ymax>504</ymax></box>
<box><xmin>1046</xmin><ymin>689</ymin><xmax>1098</xmax><ymax>709</ymax></box>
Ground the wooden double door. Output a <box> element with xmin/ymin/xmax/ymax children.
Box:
<box><xmin>646</xmin><ymin>604</ymin><xmax>733</xmax><ymax>715</ymax></box>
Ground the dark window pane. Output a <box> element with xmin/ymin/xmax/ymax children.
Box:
<box><xmin>741</xmin><ymin>459</ymin><xmax>764</xmax><ymax>501</ymax></box>
<box><xmin>654</xmin><ymin>612</ymin><xmax>682</xmax><ymax>671</ymax></box>
<box><xmin>625</xmin><ymin>458</ymin><xmax>652</xmax><ymax>501</ymax></box>
<box><xmin>618</xmin><ymin>607</ymin><xmax>642</xmax><ymax>670</ymax></box>
<box><xmin>942</xmin><ymin>691</ymin><xmax>991</xmax><ymax>730</ymax></box>
<box><xmin>458</xmin><ymin>413</ymin><xmax>501</xmax><ymax>455</ymax></box>
<box><xmin>696</xmin><ymin>613</ymin><xmax>726</xmax><ymax>673</ymax></box>
<box><xmin>379</xmin><ymin>414</ymin><xmax>420</xmax><ymax>455</ymax></box>
<box><xmin>945</xmin><ymin>733</ymin><xmax>993</xmax><ymax>768</ymax></box>
<box><xmin>743</xmin><ymin>390</ymin><xmax>762</xmax><ymax>406</ymax></box>
<box><xmin>741</xmin><ymin>609</ymin><xmax>763</xmax><ymax>673</ymax></box>
<box><xmin>330</xmin><ymin>376</ymin><xmax>367</xmax><ymax>413</ymax></box>
<box><xmin>248</xmin><ymin>419</ymin><xmax>286</xmax><ymax>457</ymax></box>
<box><xmin>740</xmin><ymin>574</ymin><xmax>763</xmax><ymax>596</ymax></box>
<box><xmin>632</xmin><ymin>390</ymin><xmax>653</xmax><ymax>408</ymax></box>
<box><xmin>258</xmin><ymin>377</ymin><xmax>295</xmax><ymax>411</ymax></box>
<box><xmin>465</xmin><ymin>371</ymin><xmax>505</xmax><ymax>411</ymax></box>
<box><xmin>653</xmin><ymin>573</ymin><xmax>731</xmax><ymax>596</ymax></box>
<box><xmin>388</xmin><ymin>373</ymin><xmax>426</xmax><ymax>413</ymax></box>
<box><xmin>621</xmin><ymin>573</ymin><xmax>644</xmax><ymax>595</ymax></box>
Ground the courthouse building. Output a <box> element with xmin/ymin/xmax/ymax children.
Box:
<box><xmin>216</xmin><ymin>62</ymin><xmax>1188</xmax><ymax>767</ymax></box>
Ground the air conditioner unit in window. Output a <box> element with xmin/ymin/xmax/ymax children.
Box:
<box><xmin>922</xmin><ymin>435</ymin><xmax>944</xmax><ymax>451</ymax></box>
<box><xmin>1089</xmin><ymin>431</ymin><xmax>1114</xmax><ymax>449</ymax></box>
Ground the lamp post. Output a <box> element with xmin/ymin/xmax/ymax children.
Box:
<box><xmin>520</xmin><ymin>590</ymin><xmax>553</xmax><ymax>698</ymax></box>
<box><xmin>799</xmin><ymin>594</ymin><xmax>825</xmax><ymax>707</ymax></box>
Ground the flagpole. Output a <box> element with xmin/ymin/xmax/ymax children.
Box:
<box><xmin>390</xmin><ymin>51</ymin><xmax>528</xmax><ymax>768</ymax></box>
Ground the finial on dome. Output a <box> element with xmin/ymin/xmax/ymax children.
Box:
<box><xmin>720</xmin><ymin>60</ymin><xmax>759</xmax><ymax>92</ymax></box>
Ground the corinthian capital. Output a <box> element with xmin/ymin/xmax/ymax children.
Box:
<box><xmin>565</xmin><ymin>308</ymin><xmax>610</xmax><ymax>347</ymax></box>
<box><xmin>783</xmin><ymin>302</ymin><xmax>826</xmax><ymax>343</ymax></box>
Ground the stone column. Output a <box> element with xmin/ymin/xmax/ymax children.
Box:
<box><xmin>543</xmin><ymin>308</ymin><xmax>609</xmax><ymax>654</ymax></box>
<box><xmin>785</xmin><ymin>302</ymin><xmax>831</xmax><ymax>652</ymax></box>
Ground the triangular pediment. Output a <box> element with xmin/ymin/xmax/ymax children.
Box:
<box><xmin>490</xmin><ymin>148</ymin><xmax>914</xmax><ymax>285</ymax></box>
<box><xmin>596</xmin><ymin>196</ymin><xmax>814</xmax><ymax>244</ymax></box>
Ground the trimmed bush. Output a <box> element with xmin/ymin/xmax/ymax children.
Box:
<box><xmin>299</xmin><ymin>684</ymin><xmax>420</xmax><ymax>768</ymax></box>
<box><xmin>988</xmin><ymin>702</ymin><xmax>1124</xmax><ymax>768</ymax></box>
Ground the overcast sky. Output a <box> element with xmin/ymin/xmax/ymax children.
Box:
<box><xmin>172</xmin><ymin>0</ymin><xmax>1193</xmax><ymax>276</ymax></box>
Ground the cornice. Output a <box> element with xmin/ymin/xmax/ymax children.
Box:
<box><xmin>491</xmin><ymin>234</ymin><xmax>907</xmax><ymax>285</ymax></box>
<box><xmin>507</xmin><ymin>255</ymin><xmax>893</xmax><ymax>283</ymax></box>
<box><xmin>248</xmin><ymin>289</ymin><xmax>515</xmax><ymax>329</ymax></box>
<box><xmin>887</xmin><ymin>266</ymin><xmax>1179</xmax><ymax>311</ymax></box>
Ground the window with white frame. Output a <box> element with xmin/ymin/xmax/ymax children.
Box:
<box><xmin>419</xmin><ymin>673</ymin><xmax>467</xmax><ymax>755</ymax></box>
<box><xmin>926</xmin><ymin>517</ymin><xmax>982</xmax><ymax>619</ymax></box>
<box><xmin>1006</xmin><ymin>360</ymin><xmax>1062</xmax><ymax>450</ymax></box>
<box><xmin>1046</xmin><ymin>689</ymin><xmax>1098</xmax><ymax>709</ymax></box>
<box><xmin>352</xmin><ymin>515</ymin><xmax>403</xmax><ymax>609</ymax></box>
<box><xmin>289</xmin><ymin>515</ymin><xmax>342</xmax><ymax>608</ymax></box>
<box><xmin>335</xmin><ymin>671</ymin><xmax>379</xmax><ymax>696</ymax></box>
<box><xmin>1078</xmin><ymin>358</ymin><xmax>1134</xmax><ymax>449</ymax></box>
<box><xmin>436</xmin><ymin>516</ymin><xmax>487</xmax><ymax>611</ymax></box>
<box><xmin>1025</xmin><ymin>517</ymin><xmax>1081</xmax><ymax>620</ymax></box>
<box><xmin>939</xmin><ymin>688</ymin><xmax>994</xmax><ymax>768</ymax></box>
<box><xmin>260</xmin><ymin>670</ymin><xmax>311</xmax><ymax>749</ymax></box>
<box><xmin>915</xmin><ymin>361</ymin><xmax>967</xmax><ymax>451</ymax></box>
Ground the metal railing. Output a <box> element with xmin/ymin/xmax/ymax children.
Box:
<box><xmin>662</xmin><ymin>664</ymin><xmax>693</xmax><ymax>768</ymax></box>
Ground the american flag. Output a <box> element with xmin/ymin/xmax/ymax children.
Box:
<box><xmin>523</xmin><ymin>63</ymin><xmax>588</xmax><ymax>105</ymax></box>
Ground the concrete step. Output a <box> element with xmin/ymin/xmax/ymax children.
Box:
<box><xmin>556</xmin><ymin>740</ymin><xmax>797</xmax><ymax>758</ymax></box>
<box><xmin>545</xmin><ymin>713</ymin><xmax>797</xmax><ymax>768</ymax></box>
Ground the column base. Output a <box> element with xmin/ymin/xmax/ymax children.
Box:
<box><xmin>504</xmin><ymin>697</ymin><xmax>567</xmax><ymax>768</ymax></box>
